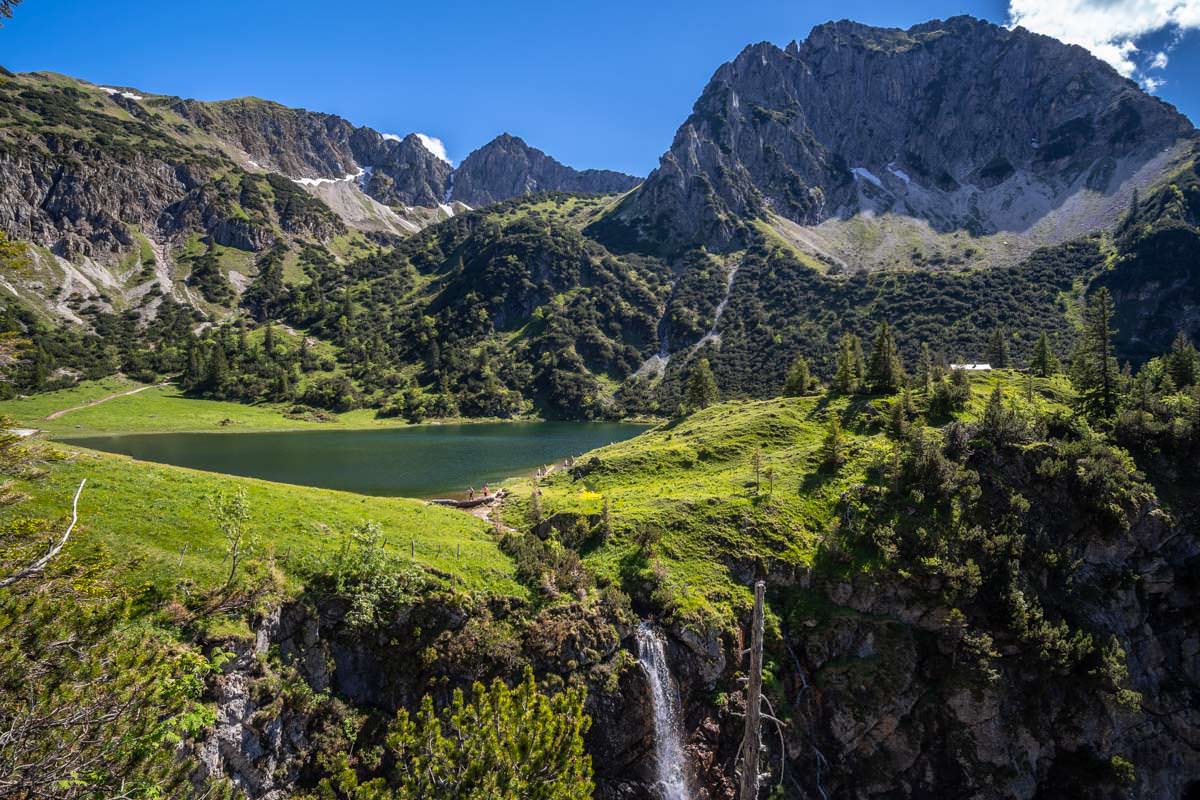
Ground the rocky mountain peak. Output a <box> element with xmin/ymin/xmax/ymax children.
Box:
<box><xmin>615</xmin><ymin>15</ymin><xmax>1198</xmax><ymax>256</ymax></box>
<box><xmin>449</xmin><ymin>133</ymin><xmax>641</xmax><ymax>207</ymax></box>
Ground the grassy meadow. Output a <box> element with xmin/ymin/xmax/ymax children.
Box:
<box><xmin>506</xmin><ymin>369</ymin><xmax>1073</xmax><ymax>628</ymax></box>
<box><xmin>9</xmin><ymin>446</ymin><xmax>524</xmax><ymax>602</ymax></box>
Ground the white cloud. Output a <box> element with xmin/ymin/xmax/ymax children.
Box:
<box><xmin>414</xmin><ymin>133</ymin><xmax>451</xmax><ymax>164</ymax></box>
<box><xmin>379</xmin><ymin>132</ymin><xmax>453</xmax><ymax>164</ymax></box>
<box><xmin>1007</xmin><ymin>0</ymin><xmax>1197</xmax><ymax>90</ymax></box>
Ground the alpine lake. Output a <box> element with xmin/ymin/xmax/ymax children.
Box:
<box><xmin>62</xmin><ymin>421</ymin><xmax>648</xmax><ymax>499</ymax></box>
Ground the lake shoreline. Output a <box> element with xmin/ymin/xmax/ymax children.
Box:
<box><xmin>57</xmin><ymin>421</ymin><xmax>649</xmax><ymax>500</ymax></box>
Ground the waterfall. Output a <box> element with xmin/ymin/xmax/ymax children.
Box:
<box><xmin>636</xmin><ymin>622</ymin><xmax>692</xmax><ymax>800</ymax></box>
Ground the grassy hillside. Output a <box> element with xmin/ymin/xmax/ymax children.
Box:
<box><xmin>509</xmin><ymin>369</ymin><xmax>1072</xmax><ymax>627</ymax></box>
<box><xmin>12</xmin><ymin>446</ymin><xmax>523</xmax><ymax>599</ymax></box>
<box><xmin>0</xmin><ymin>378</ymin><xmax>419</xmax><ymax>436</ymax></box>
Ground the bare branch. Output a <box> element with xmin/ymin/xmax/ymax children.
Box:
<box><xmin>0</xmin><ymin>479</ymin><xmax>85</xmax><ymax>589</ymax></box>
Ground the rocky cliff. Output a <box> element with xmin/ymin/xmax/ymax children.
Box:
<box><xmin>173</xmin><ymin>101</ymin><xmax>639</xmax><ymax>210</ymax></box>
<box><xmin>172</xmin><ymin>98</ymin><xmax>455</xmax><ymax>207</ymax></box>
<box><xmin>451</xmin><ymin>133</ymin><xmax>640</xmax><ymax>207</ymax></box>
<box><xmin>613</xmin><ymin>16</ymin><xmax>1197</xmax><ymax>260</ymax></box>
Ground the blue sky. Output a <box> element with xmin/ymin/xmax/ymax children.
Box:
<box><xmin>2</xmin><ymin>0</ymin><xmax>1197</xmax><ymax>176</ymax></box>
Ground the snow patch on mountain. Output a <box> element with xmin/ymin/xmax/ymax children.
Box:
<box><xmin>291</xmin><ymin>168</ymin><xmax>366</xmax><ymax>187</ymax></box>
<box><xmin>851</xmin><ymin>167</ymin><xmax>883</xmax><ymax>188</ymax></box>
<box><xmin>101</xmin><ymin>87</ymin><xmax>144</xmax><ymax>101</ymax></box>
<box><xmin>888</xmin><ymin>165</ymin><xmax>912</xmax><ymax>184</ymax></box>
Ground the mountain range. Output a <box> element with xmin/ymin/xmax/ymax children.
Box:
<box><xmin>0</xmin><ymin>15</ymin><xmax>1198</xmax><ymax>415</ymax></box>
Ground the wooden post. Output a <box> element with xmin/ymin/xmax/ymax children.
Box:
<box><xmin>738</xmin><ymin>580</ymin><xmax>766</xmax><ymax>800</ymax></box>
<box><xmin>410</xmin><ymin>539</ymin><xmax>415</xmax><ymax>560</ymax></box>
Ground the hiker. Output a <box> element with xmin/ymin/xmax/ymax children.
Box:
<box><xmin>468</xmin><ymin>487</ymin><xmax>475</xmax><ymax>500</ymax></box>
<box><xmin>482</xmin><ymin>483</ymin><xmax>490</xmax><ymax>497</ymax></box>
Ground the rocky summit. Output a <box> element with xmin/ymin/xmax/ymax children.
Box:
<box><xmin>616</xmin><ymin>16</ymin><xmax>1196</xmax><ymax>267</ymax></box>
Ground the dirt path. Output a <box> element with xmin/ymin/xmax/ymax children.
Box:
<box><xmin>45</xmin><ymin>382</ymin><xmax>167</xmax><ymax>420</ymax></box>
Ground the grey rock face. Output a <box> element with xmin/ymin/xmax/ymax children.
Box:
<box><xmin>620</xmin><ymin>15</ymin><xmax>1197</xmax><ymax>250</ymax></box>
<box><xmin>173</xmin><ymin>98</ymin><xmax>454</xmax><ymax>207</ymax></box>
<box><xmin>450</xmin><ymin>133</ymin><xmax>641</xmax><ymax>207</ymax></box>
<box><xmin>173</xmin><ymin>103</ymin><xmax>637</xmax><ymax>211</ymax></box>
<box><xmin>0</xmin><ymin>139</ymin><xmax>203</xmax><ymax>258</ymax></box>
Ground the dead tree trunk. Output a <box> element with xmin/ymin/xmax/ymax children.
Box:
<box><xmin>0</xmin><ymin>478</ymin><xmax>86</xmax><ymax>589</ymax></box>
<box><xmin>738</xmin><ymin>580</ymin><xmax>766</xmax><ymax>800</ymax></box>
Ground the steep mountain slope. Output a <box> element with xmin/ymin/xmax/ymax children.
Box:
<box><xmin>0</xmin><ymin>71</ymin><xmax>348</xmax><ymax>323</ymax></box>
<box><xmin>0</xmin><ymin>69</ymin><xmax>640</xmax><ymax>330</ymax></box>
<box><xmin>173</xmin><ymin>97</ymin><xmax>456</xmax><ymax>206</ymax></box>
<box><xmin>609</xmin><ymin>15</ymin><xmax>1197</xmax><ymax>269</ymax></box>
<box><xmin>451</xmin><ymin>133</ymin><xmax>641</xmax><ymax>207</ymax></box>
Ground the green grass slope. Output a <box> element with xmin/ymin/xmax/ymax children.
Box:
<box><xmin>516</xmin><ymin>369</ymin><xmax>1071</xmax><ymax>627</ymax></box>
<box><xmin>11</xmin><ymin>446</ymin><xmax>523</xmax><ymax>599</ymax></box>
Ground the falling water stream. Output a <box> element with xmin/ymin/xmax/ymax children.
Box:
<box><xmin>636</xmin><ymin>622</ymin><xmax>693</xmax><ymax>800</ymax></box>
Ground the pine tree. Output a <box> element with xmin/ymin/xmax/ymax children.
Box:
<box><xmin>852</xmin><ymin>335</ymin><xmax>867</xmax><ymax>389</ymax></box>
<box><xmin>833</xmin><ymin>335</ymin><xmax>860</xmax><ymax>394</ymax></box>
<box><xmin>986</xmin><ymin>328</ymin><xmax>1010</xmax><ymax>368</ymax></box>
<box><xmin>683</xmin><ymin>358</ymin><xmax>719</xmax><ymax>413</ymax></box>
<box><xmin>918</xmin><ymin>342</ymin><xmax>935</xmax><ymax>392</ymax></box>
<box><xmin>1075</xmin><ymin>287</ymin><xmax>1120</xmax><ymax>418</ymax></box>
<box><xmin>263</xmin><ymin>322</ymin><xmax>276</xmax><ymax>359</ymax></box>
<box><xmin>1124</xmin><ymin>188</ymin><xmax>1140</xmax><ymax>230</ymax></box>
<box><xmin>1166</xmin><ymin>330</ymin><xmax>1199</xmax><ymax>389</ymax></box>
<box><xmin>205</xmin><ymin>343</ymin><xmax>228</xmax><ymax>392</ymax></box>
<box><xmin>783</xmin><ymin>354</ymin><xmax>811</xmax><ymax>396</ymax></box>
<box><xmin>820</xmin><ymin>414</ymin><xmax>847</xmax><ymax>468</ymax></box>
<box><xmin>980</xmin><ymin>384</ymin><xmax>1023</xmax><ymax>446</ymax></box>
<box><xmin>1031</xmin><ymin>332</ymin><xmax>1058</xmax><ymax>377</ymax></box>
<box><xmin>866</xmin><ymin>322</ymin><xmax>904</xmax><ymax>393</ymax></box>
<box><xmin>751</xmin><ymin>447</ymin><xmax>764</xmax><ymax>493</ymax></box>
<box><xmin>327</xmin><ymin>668</ymin><xmax>594</xmax><ymax>800</ymax></box>
<box><xmin>888</xmin><ymin>397</ymin><xmax>910</xmax><ymax>439</ymax></box>
<box><xmin>183</xmin><ymin>338</ymin><xmax>205</xmax><ymax>390</ymax></box>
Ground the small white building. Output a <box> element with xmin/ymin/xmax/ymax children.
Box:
<box><xmin>950</xmin><ymin>363</ymin><xmax>993</xmax><ymax>371</ymax></box>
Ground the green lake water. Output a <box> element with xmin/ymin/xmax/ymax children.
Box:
<box><xmin>62</xmin><ymin>422</ymin><xmax>647</xmax><ymax>498</ymax></box>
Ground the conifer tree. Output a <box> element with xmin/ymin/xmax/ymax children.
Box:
<box><xmin>205</xmin><ymin>344</ymin><xmax>228</xmax><ymax>392</ymax></box>
<box><xmin>986</xmin><ymin>328</ymin><xmax>1010</xmax><ymax>368</ymax></box>
<box><xmin>852</xmin><ymin>335</ymin><xmax>867</xmax><ymax>389</ymax></box>
<box><xmin>820</xmin><ymin>414</ymin><xmax>847</xmax><ymax>468</ymax></box>
<box><xmin>683</xmin><ymin>358</ymin><xmax>719</xmax><ymax>413</ymax></box>
<box><xmin>866</xmin><ymin>322</ymin><xmax>904</xmax><ymax>393</ymax></box>
<box><xmin>1031</xmin><ymin>332</ymin><xmax>1059</xmax><ymax>377</ymax></box>
<box><xmin>325</xmin><ymin>669</ymin><xmax>593</xmax><ymax>800</ymax></box>
<box><xmin>1075</xmin><ymin>287</ymin><xmax>1120</xmax><ymax>418</ymax></box>
<box><xmin>833</xmin><ymin>335</ymin><xmax>860</xmax><ymax>394</ymax></box>
<box><xmin>1166</xmin><ymin>330</ymin><xmax>1199</xmax><ymax>388</ymax></box>
<box><xmin>918</xmin><ymin>342</ymin><xmax>935</xmax><ymax>392</ymax></box>
<box><xmin>783</xmin><ymin>354</ymin><xmax>811</xmax><ymax>396</ymax></box>
<box><xmin>183</xmin><ymin>338</ymin><xmax>205</xmax><ymax>390</ymax></box>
